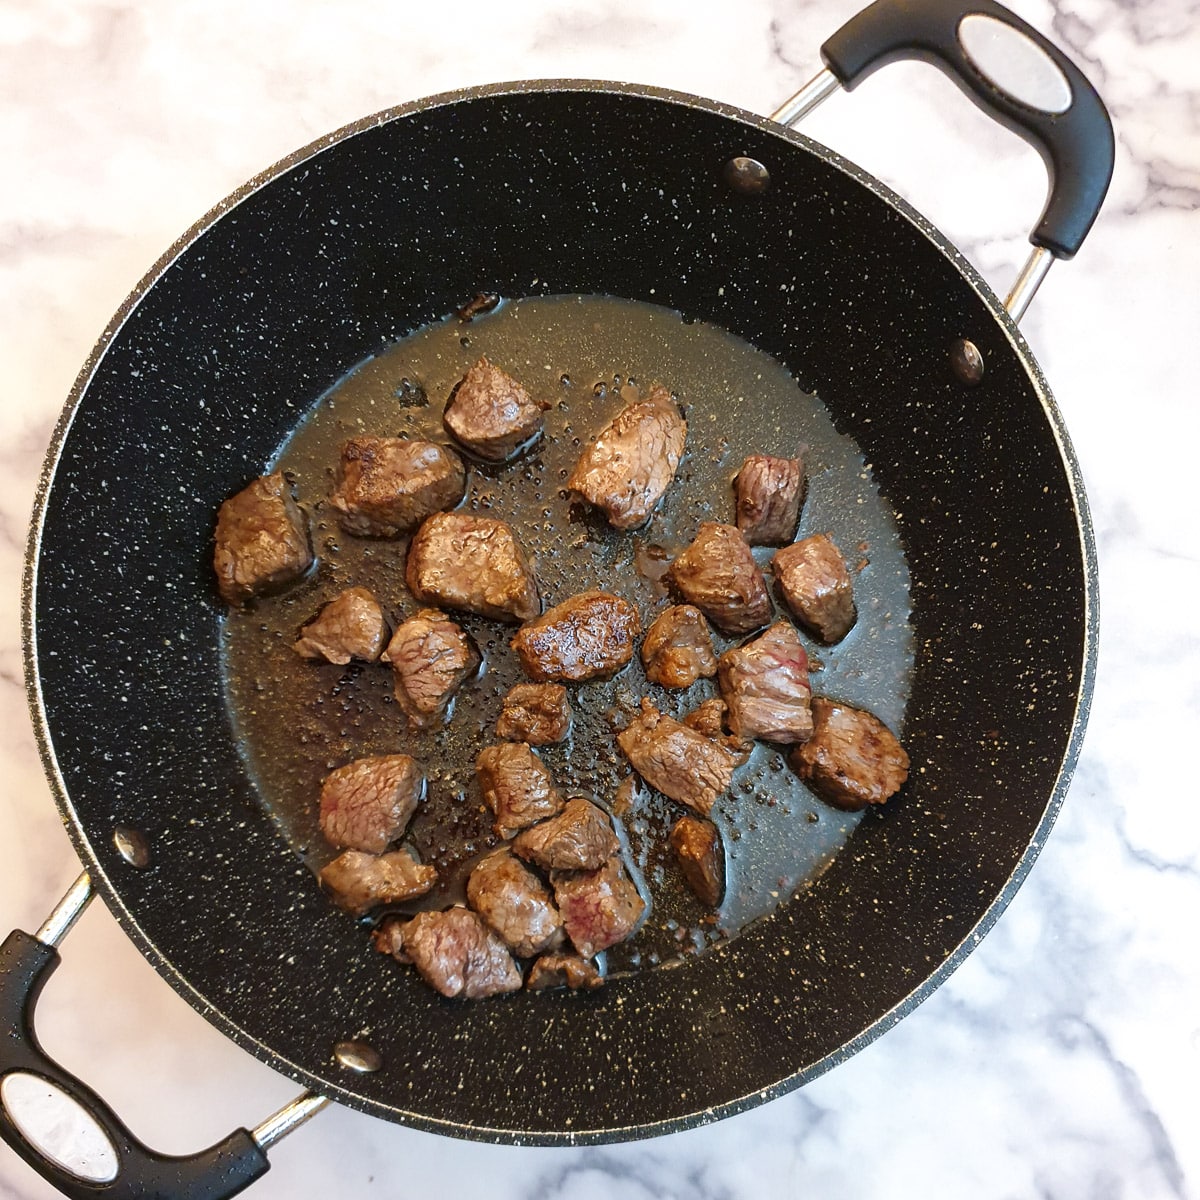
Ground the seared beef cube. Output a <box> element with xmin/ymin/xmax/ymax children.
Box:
<box><xmin>213</xmin><ymin>472</ymin><xmax>313</xmax><ymax>604</ymax></box>
<box><xmin>319</xmin><ymin>754</ymin><xmax>425</xmax><ymax>853</ymax></box>
<box><xmin>682</xmin><ymin>697</ymin><xmax>752</xmax><ymax>763</ymax></box>
<box><xmin>511</xmin><ymin>797</ymin><xmax>620</xmax><ymax>872</ymax></box>
<box><xmin>443</xmin><ymin>357</ymin><xmax>544</xmax><ymax>461</ymax></box>
<box><xmin>640</xmin><ymin>604</ymin><xmax>717</xmax><ymax>689</ymax></box>
<box><xmin>553</xmin><ymin>857</ymin><xmax>646</xmax><ymax>958</ymax></box>
<box><xmin>330</xmin><ymin>437</ymin><xmax>465</xmax><ymax>537</ymax></box>
<box><xmin>566</xmin><ymin>384</ymin><xmax>687</xmax><ymax>529</ymax></box>
<box><xmin>666</xmin><ymin>523</ymin><xmax>771</xmax><ymax>635</ymax></box>
<box><xmin>293</xmin><ymin>586</ymin><xmax>389</xmax><ymax>664</ymax></box>
<box><xmin>789</xmin><ymin>698</ymin><xmax>909</xmax><ymax>810</ymax></box>
<box><xmin>372</xmin><ymin>915</ymin><xmax>410</xmax><ymax>961</ymax></box>
<box><xmin>735</xmin><ymin>455</ymin><xmax>805</xmax><ymax>546</ymax></box>
<box><xmin>717</xmin><ymin>621</ymin><xmax>813</xmax><ymax>744</ymax></box>
<box><xmin>668</xmin><ymin>816</ymin><xmax>725</xmax><ymax>907</ymax></box>
<box><xmin>496</xmin><ymin>683</ymin><xmax>572</xmax><ymax>745</ymax></box>
<box><xmin>400</xmin><ymin>907</ymin><xmax>523</xmax><ymax>999</ymax></box>
<box><xmin>527</xmin><ymin>953</ymin><xmax>604</xmax><ymax>991</ymax></box>
<box><xmin>406</xmin><ymin>512</ymin><xmax>540</xmax><ymax>623</ymax></box>
<box><xmin>466</xmin><ymin>848</ymin><xmax>564</xmax><ymax>957</ymax></box>
<box><xmin>319</xmin><ymin>847</ymin><xmax>437</xmax><ymax>916</ymax></box>
<box><xmin>382</xmin><ymin>609</ymin><xmax>480</xmax><ymax>730</ymax></box>
<box><xmin>616</xmin><ymin>698</ymin><xmax>738</xmax><ymax>816</ymax></box>
<box><xmin>476</xmin><ymin>742</ymin><xmax>565</xmax><ymax>839</ymax></box>
<box><xmin>772</xmin><ymin>534</ymin><xmax>856</xmax><ymax>643</ymax></box>
<box><xmin>510</xmin><ymin>591</ymin><xmax>641</xmax><ymax>683</ymax></box>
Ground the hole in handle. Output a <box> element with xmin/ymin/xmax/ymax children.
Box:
<box><xmin>1</xmin><ymin>1071</ymin><xmax>119</xmax><ymax>1183</ymax></box>
<box><xmin>958</xmin><ymin>14</ymin><xmax>1072</xmax><ymax>114</ymax></box>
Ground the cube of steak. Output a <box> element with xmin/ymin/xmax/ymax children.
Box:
<box><xmin>443</xmin><ymin>357</ymin><xmax>544</xmax><ymax>461</ymax></box>
<box><xmin>682</xmin><ymin>697</ymin><xmax>752</xmax><ymax>763</ymax></box>
<box><xmin>735</xmin><ymin>455</ymin><xmax>805</xmax><ymax>546</ymax></box>
<box><xmin>496</xmin><ymin>682</ymin><xmax>572</xmax><ymax>745</ymax></box>
<box><xmin>666</xmin><ymin>523</ymin><xmax>771</xmax><ymax>635</ymax></box>
<box><xmin>789</xmin><ymin>698</ymin><xmax>908</xmax><ymax>810</ymax></box>
<box><xmin>213</xmin><ymin>472</ymin><xmax>313</xmax><ymax>604</ymax></box>
<box><xmin>372</xmin><ymin>916</ymin><xmax>410</xmax><ymax>961</ymax></box>
<box><xmin>400</xmin><ymin>907</ymin><xmax>523</xmax><ymax>999</ymax></box>
<box><xmin>466</xmin><ymin>848</ymin><xmax>564</xmax><ymax>958</ymax></box>
<box><xmin>510</xmin><ymin>591</ymin><xmax>640</xmax><ymax>683</ymax></box>
<box><xmin>318</xmin><ymin>847</ymin><xmax>437</xmax><ymax>916</ymax></box>
<box><xmin>319</xmin><ymin>755</ymin><xmax>425</xmax><ymax>853</ymax></box>
<box><xmin>382</xmin><ymin>609</ymin><xmax>480</xmax><ymax>731</ymax></box>
<box><xmin>527</xmin><ymin>953</ymin><xmax>604</xmax><ymax>991</ymax></box>
<box><xmin>616</xmin><ymin>699</ymin><xmax>738</xmax><ymax>816</ymax></box>
<box><xmin>640</xmin><ymin>604</ymin><xmax>717</xmax><ymax>689</ymax></box>
<box><xmin>553</xmin><ymin>857</ymin><xmax>646</xmax><ymax>958</ymax></box>
<box><xmin>476</xmin><ymin>743</ymin><xmax>565</xmax><ymax>839</ymax></box>
<box><xmin>717</xmin><ymin>621</ymin><xmax>813</xmax><ymax>744</ymax></box>
<box><xmin>566</xmin><ymin>384</ymin><xmax>686</xmax><ymax>529</ymax></box>
<box><xmin>772</xmin><ymin>534</ymin><xmax>856</xmax><ymax>643</ymax></box>
<box><xmin>293</xmin><ymin>586</ymin><xmax>389</xmax><ymax>664</ymax></box>
<box><xmin>406</xmin><ymin>512</ymin><xmax>540</xmax><ymax>623</ymax></box>
<box><xmin>329</xmin><ymin>437</ymin><xmax>465</xmax><ymax>537</ymax></box>
<box><xmin>511</xmin><ymin>797</ymin><xmax>620</xmax><ymax>872</ymax></box>
<box><xmin>668</xmin><ymin>816</ymin><xmax>725</xmax><ymax>908</ymax></box>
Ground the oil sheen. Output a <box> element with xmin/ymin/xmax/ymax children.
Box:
<box><xmin>221</xmin><ymin>294</ymin><xmax>914</xmax><ymax>974</ymax></box>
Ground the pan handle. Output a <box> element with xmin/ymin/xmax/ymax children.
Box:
<box><xmin>0</xmin><ymin>874</ymin><xmax>325</xmax><ymax>1199</ymax></box>
<box><xmin>819</xmin><ymin>0</ymin><xmax>1114</xmax><ymax>261</ymax></box>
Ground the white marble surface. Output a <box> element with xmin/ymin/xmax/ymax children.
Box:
<box><xmin>1</xmin><ymin>0</ymin><xmax>1197</xmax><ymax>1196</ymax></box>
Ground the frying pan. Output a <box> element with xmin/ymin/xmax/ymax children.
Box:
<box><xmin>4</xmin><ymin>0</ymin><xmax>1113</xmax><ymax>1194</ymax></box>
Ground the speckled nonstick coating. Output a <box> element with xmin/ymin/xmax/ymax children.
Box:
<box><xmin>23</xmin><ymin>82</ymin><xmax>1095</xmax><ymax>1143</ymax></box>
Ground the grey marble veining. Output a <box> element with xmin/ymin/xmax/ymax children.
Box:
<box><xmin>1</xmin><ymin>0</ymin><xmax>1197</xmax><ymax>1197</ymax></box>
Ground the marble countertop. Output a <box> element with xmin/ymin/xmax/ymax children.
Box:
<box><xmin>1</xmin><ymin>0</ymin><xmax>1196</xmax><ymax>1196</ymax></box>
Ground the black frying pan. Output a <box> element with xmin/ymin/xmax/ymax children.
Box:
<box><xmin>4</xmin><ymin>0</ymin><xmax>1113</xmax><ymax>1195</ymax></box>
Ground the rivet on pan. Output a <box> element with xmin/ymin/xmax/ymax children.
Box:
<box><xmin>723</xmin><ymin>156</ymin><xmax>771</xmax><ymax>195</ymax></box>
<box><xmin>333</xmin><ymin>1040</ymin><xmax>382</xmax><ymax>1074</ymax></box>
<box><xmin>949</xmin><ymin>337</ymin><xmax>985</xmax><ymax>386</ymax></box>
<box><xmin>112</xmin><ymin>826</ymin><xmax>151</xmax><ymax>869</ymax></box>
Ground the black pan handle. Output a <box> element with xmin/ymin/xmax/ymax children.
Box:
<box><xmin>0</xmin><ymin>928</ymin><xmax>269</xmax><ymax>1199</ymax></box>
<box><xmin>819</xmin><ymin>0</ymin><xmax>1114</xmax><ymax>259</ymax></box>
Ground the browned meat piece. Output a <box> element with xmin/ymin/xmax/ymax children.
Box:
<box><xmin>329</xmin><ymin>437</ymin><xmax>465</xmax><ymax>538</ymax></box>
<box><xmin>510</xmin><ymin>591</ymin><xmax>640</xmax><ymax>683</ymax></box>
<box><xmin>443</xmin><ymin>357</ymin><xmax>544</xmax><ymax>461</ymax></box>
<box><xmin>666</xmin><ymin>523</ymin><xmax>771</xmax><ymax>635</ymax></box>
<box><xmin>566</xmin><ymin>384</ymin><xmax>686</xmax><ymax>529</ymax></box>
<box><xmin>717</xmin><ymin>621</ymin><xmax>813</xmax><ymax>744</ymax></box>
<box><xmin>213</xmin><ymin>473</ymin><xmax>313</xmax><ymax>604</ymax></box>
<box><xmin>789</xmin><ymin>698</ymin><xmax>909</xmax><ymax>810</ymax></box>
<box><xmin>496</xmin><ymin>683</ymin><xmax>572</xmax><ymax>745</ymax></box>
<box><xmin>553</xmin><ymin>857</ymin><xmax>646</xmax><ymax>958</ymax></box>
<box><xmin>640</xmin><ymin>605</ymin><xmax>717</xmax><ymax>689</ymax></box>
<box><xmin>476</xmin><ymin>743</ymin><xmax>565</xmax><ymax>839</ymax></box>
<box><xmin>527</xmin><ymin>953</ymin><xmax>604</xmax><ymax>991</ymax></box>
<box><xmin>669</xmin><ymin>816</ymin><xmax>725</xmax><ymax>907</ymax></box>
<box><xmin>293</xmin><ymin>587</ymin><xmax>389</xmax><ymax>664</ymax></box>
<box><xmin>772</xmin><ymin>534</ymin><xmax>857</xmax><ymax>643</ymax></box>
<box><xmin>682</xmin><ymin>698</ymin><xmax>753</xmax><ymax>763</ymax></box>
<box><xmin>382</xmin><ymin>609</ymin><xmax>480</xmax><ymax>730</ymax></box>
<box><xmin>372</xmin><ymin>916</ymin><xmax>410</xmax><ymax>961</ymax></box>
<box><xmin>511</xmin><ymin>797</ymin><xmax>620</xmax><ymax>872</ymax></box>
<box><xmin>616</xmin><ymin>699</ymin><xmax>738</xmax><ymax>816</ymax></box>
<box><xmin>735</xmin><ymin>455</ymin><xmax>805</xmax><ymax>546</ymax></box>
<box><xmin>406</xmin><ymin>512</ymin><xmax>540</xmax><ymax>623</ymax></box>
<box><xmin>456</xmin><ymin>292</ymin><xmax>500</xmax><ymax>321</ymax></box>
<box><xmin>318</xmin><ymin>847</ymin><xmax>437</xmax><ymax>916</ymax></box>
<box><xmin>466</xmin><ymin>848</ymin><xmax>564</xmax><ymax>958</ymax></box>
<box><xmin>319</xmin><ymin>755</ymin><xmax>425</xmax><ymax>853</ymax></box>
<box><xmin>399</xmin><ymin>907</ymin><xmax>523</xmax><ymax>999</ymax></box>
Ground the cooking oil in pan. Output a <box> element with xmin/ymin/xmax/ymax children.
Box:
<box><xmin>221</xmin><ymin>294</ymin><xmax>914</xmax><ymax>974</ymax></box>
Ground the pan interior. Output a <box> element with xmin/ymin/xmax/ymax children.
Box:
<box><xmin>221</xmin><ymin>292</ymin><xmax>914</xmax><ymax>974</ymax></box>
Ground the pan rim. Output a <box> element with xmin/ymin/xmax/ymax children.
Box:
<box><xmin>21</xmin><ymin>77</ymin><xmax>1098</xmax><ymax>1144</ymax></box>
